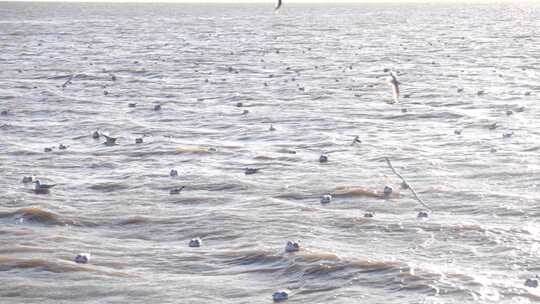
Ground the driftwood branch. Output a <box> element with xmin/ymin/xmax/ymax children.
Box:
<box><xmin>385</xmin><ymin>157</ymin><xmax>431</xmax><ymax>211</ymax></box>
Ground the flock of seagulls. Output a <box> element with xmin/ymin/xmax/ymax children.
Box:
<box><xmin>5</xmin><ymin>1</ymin><xmax>537</xmax><ymax>301</ymax></box>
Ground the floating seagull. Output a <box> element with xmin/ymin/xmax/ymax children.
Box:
<box><xmin>33</xmin><ymin>180</ymin><xmax>55</xmax><ymax>194</ymax></box>
<box><xmin>383</xmin><ymin>185</ymin><xmax>393</xmax><ymax>198</ymax></box>
<box><xmin>319</xmin><ymin>154</ymin><xmax>328</xmax><ymax>163</ymax></box>
<box><xmin>285</xmin><ymin>241</ymin><xmax>300</xmax><ymax>253</ymax></box>
<box><xmin>320</xmin><ymin>194</ymin><xmax>332</xmax><ymax>204</ymax></box>
<box><xmin>245</xmin><ymin>168</ymin><xmax>260</xmax><ymax>175</ymax></box>
<box><xmin>387</xmin><ymin>71</ymin><xmax>400</xmax><ymax>103</ymax></box>
<box><xmin>272</xmin><ymin>291</ymin><xmax>288</xmax><ymax>302</ymax></box>
<box><xmin>74</xmin><ymin>253</ymin><xmax>90</xmax><ymax>264</ymax></box>
<box><xmin>170</xmin><ymin>186</ymin><xmax>185</xmax><ymax>195</ymax></box>
<box><xmin>525</xmin><ymin>277</ymin><xmax>539</xmax><ymax>288</ymax></box>
<box><xmin>189</xmin><ymin>238</ymin><xmax>202</xmax><ymax>247</ymax></box>
<box><xmin>417</xmin><ymin>211</ymin><xmax>429</xmax><ymax>218</ymax></box>
<box><xmin>102</xmin><ymin>134</ymin><xmax>117</xmax><ymax>146</ymax></box>
<box><xmin>170</xmin><ymin>169</ymin><xmax>178</xmax><ymax>177</ymax></box>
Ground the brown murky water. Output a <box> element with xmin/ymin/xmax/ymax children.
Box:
<box><xmin>1</xmin><ymin>2</ymin><xmax>540</xmax><ymax>303</ymax></box>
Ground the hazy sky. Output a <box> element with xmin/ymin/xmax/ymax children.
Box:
<box><xmin>2</xmin><ymin>0</ymin><xmax>529</xmax><ymax>2</ymax></box>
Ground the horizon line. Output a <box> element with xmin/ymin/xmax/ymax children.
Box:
<box><xmin>0</xmin><ymin>0</ymin><xmax>534</xmax><ymax>3</ymax></box>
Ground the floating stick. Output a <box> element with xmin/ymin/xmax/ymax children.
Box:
<box><xmin>385</xmin><ymin>157</ymin><xmax>431</xmax><ymax>211</ymax></box>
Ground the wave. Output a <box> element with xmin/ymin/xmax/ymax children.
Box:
<box><xmin>0</xmin><ymin>207</ymin><xmax>96</xmax><ymax>227</ymax></box>
<box><xmin>0</xmin><ymin>256</ymin><xmax>131</xmax><ymax>277</ymax></box>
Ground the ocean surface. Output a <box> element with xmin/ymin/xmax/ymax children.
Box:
<box><xmin>1</xmin><ymin>2</ymin><xmax>540</xmax><ymax>303</ymax></box>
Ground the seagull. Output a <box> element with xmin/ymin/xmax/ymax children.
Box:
<box><xmin>273</xmin><ymin>291</ymin><xmax>288</xmax><ymax>302</ymax></box>
<box><xmin>274</xmin><ymin>0</ymin><xmax>282</xmax><ymax>12</ymax></box>
<box><xmin>74</xmin><ymin>253</ymin><xmax>90</xmax><ymax>264</ymax></box>
<box><xmin>62</xmin><ymin>74</ymin><xmax>74</xmax><ymax>89</ymax></box>
<box><xmin>320</xmin><ymin>194</ymin><xmax>332</xmax><ymax>204</ymax></box>
<box><xmin>102</xmin><ymin>134</ymin><xmax>117</xmax><ymax>146</ymax></box>
<box><xmin>189</xmin><ymin>238</ymin><xmax>202</xmax><ymax>247</ymax></box>
<box><xmin>383</xmin><ymin>185</ymin><xmax>393</xmax><ymax>198</ymax></box>
<box><xmin>170</xmin><ymin>186</ymin><xmax>185</xmax><ymax>195</ymax></box>
<box><xmin>244</xmin><ymin>168</ymin><xmax>260</xmax><ymax>175</ymax></box>
<box><xmin>387</xmin><ymin>71</ymin><xmax>400</xmax><ymax>103</ymax></box>
<box><xmin>33</xmin><ymin>180</ymin><xmax>55</xmax><ymax>194</ymax></box>
<box><xmin>285</xmin><ymin>241</ymin><xmax>300</xmax><ymax>253</ymax></box>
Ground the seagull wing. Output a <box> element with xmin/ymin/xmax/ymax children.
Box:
<box><xmin>389</xmin><ymin>72</ymin><xmax>400</xmax><ymax>103</ymax></box>
<box><xmin>61</xmin><ymin>74</ymin><xmax>74</xmax><ymax>88</ymax></box>
<box><xmin>392</xmin><ymin>81</ymin><xmax>400</xmax><ymax>103</ymax></box>
<box><xmin>102</xmin><ymin>134</ymin><xmax>115</xmax><ymax>140</ymax></box>
<box><xmin>275</xmin><ymin>0</ymin><xmax>282</xmax><ymax>11</ymax></box>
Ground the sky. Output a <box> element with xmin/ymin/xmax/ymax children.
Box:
<box><xmin>3</xmin><ymin>0</ymin><xmax>538</xmax><ymax>3</ymax></box>
<box><xmin>2</xmin><ymin>0</ymin><xmax>533</xmax><ymax>2</ymax></box>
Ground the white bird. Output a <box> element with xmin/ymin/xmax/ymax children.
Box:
<box><xmin>33</xmin><ymin>180</ymin><xmax>56</xmax><ymax>194</ymax></box>
<box><xmin>387</xmin><ymin>71</ymin><xmax>400</xmax><ymax>103</ymax></box>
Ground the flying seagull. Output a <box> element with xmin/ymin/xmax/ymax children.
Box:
<box><xmin>275</xmin><ymin>0</ymin><xmax>282</xmax><ymax>12</ymax></box>
<box><xmin>62</xmin><ymin>74</ymin><xmax>75</xmax><ymax>89</ymax></box>
<box><xmin>387</xmin><ymin>71</ymin><xmax>400</xmax><ymax>103</ymax></box>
